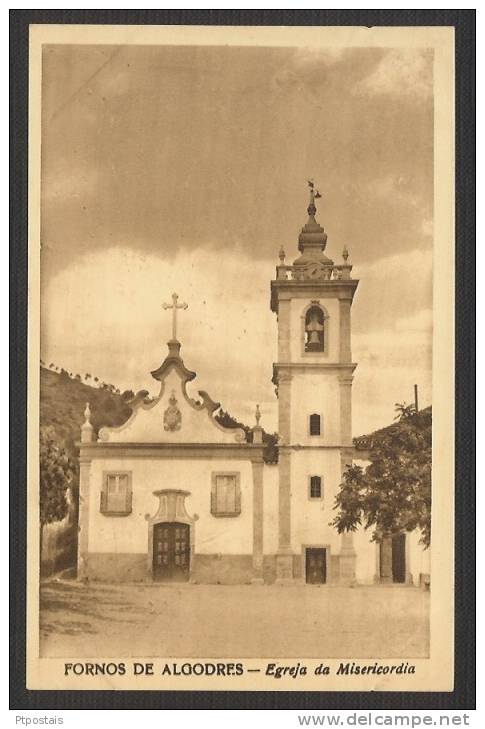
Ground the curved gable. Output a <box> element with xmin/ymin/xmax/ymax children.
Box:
<box><xmin>98</xmin><ymin>341</ymin><xmax>246</xmax><ymax>445</ymax></box>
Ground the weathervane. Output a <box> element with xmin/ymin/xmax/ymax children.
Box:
<box><xmin>162</xmin><ymin>292</ymin><xmax>188</xmax><ymax>341</ymax></box>
<box><xmin>307</xmin><ymin>179</ymin><xmax>322</xmax><ymax>214</ymax></box>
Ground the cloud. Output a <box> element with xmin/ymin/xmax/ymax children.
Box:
<box><xmin>42</xmin><ymin>166</ymin><xmax>99</xmax><ymax>203</ymax></box>
<box><xmin>291</xmin><ymin>47</ymin><xmax>348</xmax><ymax>67</ymax></box>
<box><xmin>369</xmin><ymin>174</ymin><xmax>422</xmax><ymax>209</ymax></box>
<box><xmin>352</xmin><ymin>247</ymin><xmax>433</xmax><ymax>335</ymax></box>
<box><xmin>395</xmin><ymin>307</ymin><xmax>432</xmax><ymax>333</ymax></box>
<box><xmin>354</xmin><ymin>49</ymin><xmax>433</xmax><ymax>99</ymax></box>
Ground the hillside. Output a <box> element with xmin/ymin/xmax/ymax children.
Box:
<box><xmin>40</xmin><ymin>367</ymin><xmax>132</xmax><ymax>454</ymax></box>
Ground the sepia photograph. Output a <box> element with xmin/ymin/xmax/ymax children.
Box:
<box><xmin>25</xmin><ymin>24</ymin><xmax>455</xmax><ymax>692</ymax></box>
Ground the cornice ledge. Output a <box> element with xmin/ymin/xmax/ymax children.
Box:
<box><xmin>274</xmin><ymin>362</ymin><xmax>358</xmax><ymax>371</ymax></box>
<box><xmin>77</xmin><ymin>441</ymin><xmax>266</xmax><ymax>459</ymax></box>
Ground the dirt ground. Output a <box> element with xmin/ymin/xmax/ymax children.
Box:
<box><xmin>40</xmin><ymin>579</ymin><xmax>430</xmax><ymax>659</ymax></box>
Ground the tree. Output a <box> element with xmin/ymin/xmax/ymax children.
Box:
<box><xmin>331</xmin><ymin>405</ymin><xmax>432</xmax><ymax>547</ymax></box>
<box><xmin>394</xmin><ymin>401</ymin><xmax>416</xmax><ymax>420</ymax></box>
<box><xmin>39</xmin><ymin>427</ymin><xmax>76</xmax><ymax>566</ymax></box>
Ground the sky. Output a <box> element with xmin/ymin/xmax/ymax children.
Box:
<box><xmin>40</xmin><ymin>43</ymin><xmax>433</xmax><ymax>436</ymax></box>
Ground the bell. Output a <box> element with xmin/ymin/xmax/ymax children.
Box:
<box><xmin>306</xmin><ymin>311</ymin><xmax>324</xmax><ymax>349</ymax></box>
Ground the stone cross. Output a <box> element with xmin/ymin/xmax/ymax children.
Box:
<box><xmin>163</xmin><ymin>292</ymin><xmax>188</xmax><ymax>341</ymax></box>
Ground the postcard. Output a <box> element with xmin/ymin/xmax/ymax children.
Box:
<box><xmin>26</xmin><ymin>23</ymin><xmax>455</xmax><ymax>692</ymax></box>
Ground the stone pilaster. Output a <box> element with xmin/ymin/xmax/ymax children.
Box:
<box><xmin>338</xmin><ymin>449</ymin><xmax>357</xmax><ymax>583</ymax></box>
<box><xmin>405</xmin><ymin>534</ymin><xmax>414</xmax><ymax>585</ymax></box>
<box><xmin>339</xmin><ymin>374</ymin><xmax>353</xmax><ymax>447</ymax></box>
<box><xmin>251</xmin><ymin>459</ymin><xmax>264</xmax><ymax>583</ymax></box>
<box><xmin>278</xmin><ymin>371</ymin><xmax>292</xmax><ymax>445</ymax></box>
<box><xmin>339</xmin><ymin>298</ymin><xmax>352</xmax><ymax>363</ymax></box>
<box><xmin>276</xmin><ymin>369</ymin><xmax>294</xmax><ymax>581</ymax></box>
<box><xmin>77</xmin><ymin>455</ymin><xmax>91</xmax><ymax>580</ymax></box>
<box><xmin>277</xmin><ymin>298</ymin><xmax>291</xmax><ymax>361</ymax></box>
<box><xmin>277</xmin><ymin>446</ymin><xmax>292</xmax><ymax>554</ymax></box>
<box><xmin>379</xmin><ymin>538</ymin><xmax>393</xmax><ymax>583</ymax></box>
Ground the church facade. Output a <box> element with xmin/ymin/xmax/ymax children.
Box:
<box><xmin>77</xmin><ymin>190</ymin><xmax>429</xmax><ymax>585</ymax></box>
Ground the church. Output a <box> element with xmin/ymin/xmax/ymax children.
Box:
<box><xmin>77</xmin><ymin>187</ymin><xmax>429</xmax><ymax>586</ymax></box>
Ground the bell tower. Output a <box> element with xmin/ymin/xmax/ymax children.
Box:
<box><xmin>270</xmin><ymin>182</ymin><xmax>359</xmax><ymax>583</ymax></box>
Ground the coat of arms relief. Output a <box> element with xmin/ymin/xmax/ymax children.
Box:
<box><xmin>163</xmin><ymin>391</ymin><xmax>182</xmax><ymax>431</ymax></box>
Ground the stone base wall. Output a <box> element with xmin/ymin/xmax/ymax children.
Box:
<box><xmin>83</xmin><ymin>551</ymin><xmax>356</xmax><ymax>584</ymax></box>
<box><xmin>83</xmin><ymin>552</ymin><xmax>254</xmax><ymax>584</ymax></box>
<box><xmin>84</xmin><ymin>553</ymin><xmax>147</xmax><ymax>582</ymax></box>
<box><xmin>191</xmin><ymin>555</ymin><xmax>253</xmax><ymax>584</ymax></box>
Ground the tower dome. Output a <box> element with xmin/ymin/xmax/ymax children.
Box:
<box><xmin>293</xmin><ymin>182</ymin><xmax>334</xmax><ymax>272</ymax></box>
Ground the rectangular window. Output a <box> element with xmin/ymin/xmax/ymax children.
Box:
<box><xmin>100</xmin><ymin>472</ymin><xmax>132</xmax><ymax>515</ymax></box>
<box><xmin>309</xmin><ymin>413</ymin><xmax>321</xmax><ymax>436</ymax></box>
<box><xmin>309</xmin><ymin>475</ymin><xmax>323</xmax><ymax>500</ymax></box>
<box><xmin>211</xmin><ymin>472</ymin><xmax>241</xmax><ymax>517</ymax></box>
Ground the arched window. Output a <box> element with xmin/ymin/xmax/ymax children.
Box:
<box><xmin>309</xmin><ymin>476</ymin><xmax>323</xmax><ymax>499</ymax></box>
<box><xmin>309</xmin><ymin>413</ymin><xmax>321</xmax><ymax>436</ymax></box>
<box><xmin>305</xmin><ymin>305</ymin><xmax>325</xmax><ymax>352</ymax></box>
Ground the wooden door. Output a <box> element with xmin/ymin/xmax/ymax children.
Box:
<box><xmin>305</xmin><ymin>548</ymin><xmax>327</xmax><ymax>584</ymax></box>
<box><xmin>153</xmin><ymin>522</ymin><xmax>190</xmax><ymax>582</ymax></box>
<box><xmin>392</xmin><ymin>534</ymin><xmax>406</xmax><ymax>583</ymax></box>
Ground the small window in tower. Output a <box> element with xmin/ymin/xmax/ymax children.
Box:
<box><xmin>309</xmin><ymin>413</ymin><xmax>321</xmax><ymax>436</ymax></box>
<box><xmin>309</xmin><ymin>476</ymin><xmax>323</xmax><ymax>500</ymax></box>
<box><xmin>305</xmin><ymin>305</ymin><xmax>325</xmax><ymax>352</ymax></box>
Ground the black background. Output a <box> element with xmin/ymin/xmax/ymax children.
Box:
<box><xmin>10</xmin><ymin>8</ymin><xmax>475</xmax><ymax>711</ymax></box>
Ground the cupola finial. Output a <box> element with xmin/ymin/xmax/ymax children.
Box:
<box><xmin>295</xmin><ymin>180</ymin><xmax>328</xmax><ymax>258</ymax></box>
